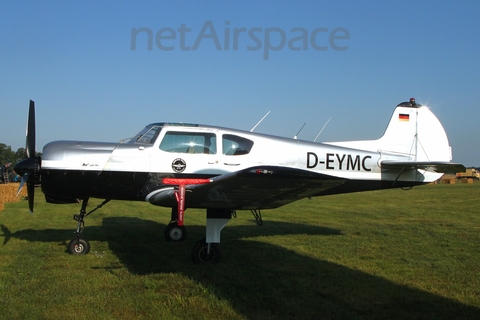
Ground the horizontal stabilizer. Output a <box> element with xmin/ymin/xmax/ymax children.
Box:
<box><xmin>381</xmin><ymin>161</ymin><xmax>465</xmax><ymax>174</ymax></box>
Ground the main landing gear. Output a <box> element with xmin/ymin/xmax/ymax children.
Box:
<box><xmin>162</xmin><ymin>178</ymin><xmax>232</xmax><ymax>263</ymax></box>
<box><xmin>190</xmin><ymin>209</ymin><xmax>262</xmax><ymax>263</ymax></box>
<box><xmin>67</xmin><ymin>198</ymin><xmax>110</xmax><ymax>255</ymax></box>
<box><xmin>160</xmin><ymin>178</ymin><xmax>234</xmax><ymax>264</ymax></box>
<box><xmin>161</xmin><ymin>190</ymin><xmax>233</xmax><ymax>263</ymax></box>
<box><xmin>191</xmin><ymin>208</ymin><xmax>232</xmax><ymax>264</ymax></box>
<box><xmin>163</xmin><ymin>206</ymin><xmax>234</xmax><ymax>264</ymax></box>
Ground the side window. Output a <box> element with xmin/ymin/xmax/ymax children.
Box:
<box><xmin>159</xmin><ymin>132</ymin><xmax>217</xmax><ymax>154</ymax></box>
<box><xmin>222</xmin><ymin>134</ymin><xmax>254</xmax><ymax>155</ymax></box>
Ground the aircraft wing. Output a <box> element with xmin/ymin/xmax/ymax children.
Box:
<box><xmin>380</xmin><ymin>161</ymin><xmax>465</xmax><ymax>174</ymax></box>
<box><xmin>147</xmin><ymin>166</ymin><xmax>346</xmax><ymax>210</ymax></box>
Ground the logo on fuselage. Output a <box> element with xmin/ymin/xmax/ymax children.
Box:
<box><xmin>172</xmin><ymin>158</ymin><xmax>186</xmax><ymax>173</ymax></box>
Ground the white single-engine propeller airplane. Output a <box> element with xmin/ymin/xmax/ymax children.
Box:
<box><xmin>14</xmin><ymin>99</ymin><xmax>465</xmax><ymax>264</ymax></box>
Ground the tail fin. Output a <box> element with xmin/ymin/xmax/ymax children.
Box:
<box><xmin>377</xmin><ymin>99</ymin><xmax>452</xmax><ymax>162</ymax></box>
<box><xmin>326</xmin><ymin>99</ymin><xmax>464</xmax><ymax>173</ymax></box>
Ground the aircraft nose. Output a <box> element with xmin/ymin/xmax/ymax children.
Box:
<box><xmin>14</xmin><ymin>156</ymin><xmax>41</xmax><ymax>177</ymax></box>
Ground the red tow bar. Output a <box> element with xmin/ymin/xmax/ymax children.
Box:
<box><xmin>162</xmin><ymin>178</ymin><xmax>211</xmax><ymax>226</ymax></box>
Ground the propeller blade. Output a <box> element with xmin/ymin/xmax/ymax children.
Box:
<box><xmin>26</xmin><ymin>100</ymin><xmax>36</xmax><ymax>159</ymax></box>
<box><xmin>27</xmin><ymin>182</ymin><xmax>35</xmax><ymax>214</ymax></box>
<box><xmin>16</xmin><ymin>172</ymin><xmax>29</xmax><ymax>197</ymax></box>
<box><xmin>14</xmin><ymin>100</ymin><xmax>41</xmax><ymax>213</ymax></box>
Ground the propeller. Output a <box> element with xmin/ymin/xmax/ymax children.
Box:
<box><xmin>14</xmin><ymin>100</ymin><xmax>41</xmax><ymax>213</ymax></box>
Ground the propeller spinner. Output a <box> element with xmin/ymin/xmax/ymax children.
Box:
<box><xmin>14</xmin><ymin>100</ymin><xmax>41</xmax><ymax>213</ymax></box>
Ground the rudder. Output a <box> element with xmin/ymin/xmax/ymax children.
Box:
<box><xmin>378</xmin><ymin>99</ymin><xmax>452</xmax><ymax>162</ymax></box>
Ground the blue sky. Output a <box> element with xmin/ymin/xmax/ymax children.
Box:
<box><xmin>1</xmin><ymin>1</ymin><xmax>479</xmax><ymax>166</ymax></box>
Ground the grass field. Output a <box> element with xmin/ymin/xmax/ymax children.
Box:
<box><xmin>0</xmin><ymin>182</ymin><xmax>479</xmax><ymax>319</ymax></box>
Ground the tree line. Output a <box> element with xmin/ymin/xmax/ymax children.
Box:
<box><xmin>0</xmin><ymin>143</ymin><xmax>27</xmax><ymax>167</ymax></box>
<box><xmin>1</xmin><ymin>143</ymin><xmax>43</xmax><ymax>183</ymax></box>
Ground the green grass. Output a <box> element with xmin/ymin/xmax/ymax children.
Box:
<box><xmin>0</xmin><ymin>183</ymin><xmax>479</xmax><ymax>319</ymax></box>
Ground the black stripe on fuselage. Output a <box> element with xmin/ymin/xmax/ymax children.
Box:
<box><xmin>40</xmin><ymin>168</ymin><xmax>426</xmax><ymax>207</ymax></box>
<box><xmin>41</xmin><ymin>169</ymin><xmax>217</xmax><ymax>203</ymax></box>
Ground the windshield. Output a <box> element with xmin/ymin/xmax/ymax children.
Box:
<box><xmin>123</xmin><ymin>125</ymin><xmax>163</xmax><ymax>144</ymax></box>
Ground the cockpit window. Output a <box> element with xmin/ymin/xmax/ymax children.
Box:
<box><xmin>160</xmin><ymin>131</ymin><xmax>217</xmax><ymax>154</ymax></box>
<box><xmin>222</xmin><ymin>134</ymin><xmax>254</xmax><ymax>155</ymax></box>
<box><xmin>123</xmin><ymin>125</ymin><xmax>162</xmax><ymax>144</ymax></box>
<box><xmin>136</xmin><ymin>126</ymin><xmax>162</xmax><ymax>144</ymax></box>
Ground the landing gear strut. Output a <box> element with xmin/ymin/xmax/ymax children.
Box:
<box><xmin>67</xmin><ymin>198</ymin><xmax>110</xmax><ymax>255</ymax></box>
<box><xmin>191</xmin><ymin>208</ymin><xmax>232</xmax><ymax>264</ymax></box>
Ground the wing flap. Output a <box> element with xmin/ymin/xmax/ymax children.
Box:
<box><xmin>380</xmin><ymin>161</ymin><xmax>465</xmax><ymax>174</ymax></box>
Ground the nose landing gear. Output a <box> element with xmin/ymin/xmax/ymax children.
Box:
<box><xmin>67</xmin><ymin>198</ymin><xmax>110</xmax><ymax>255</ymax></box>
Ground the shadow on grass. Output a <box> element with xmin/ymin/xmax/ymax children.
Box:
<box><xmin>2</xmin><ymin>217</ymin><xmax>480</xmax><ymax>319</ymax></box>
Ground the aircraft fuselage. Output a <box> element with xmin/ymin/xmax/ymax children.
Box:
<box><xmin>39</xmin><ymin>121</ymin><xmax>436</xmax><ymax>208</ymax></box>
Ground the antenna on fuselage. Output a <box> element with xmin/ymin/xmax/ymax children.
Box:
<box><xmin>313</xmin><ymin>117</ymin><xmax>332</xmax><ymax>142</ymax></box>
<box><xmin>250</xmin><ymin>111</ymin><xmax>271</xmax><ymax>132</ymax></box>
<box><xmin>293</xmin><ymin>122</ymin><xmax>306</xmax><ymax>139</ymax></box>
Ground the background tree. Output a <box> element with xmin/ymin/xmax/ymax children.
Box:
<box><xmin>0</xmin><ymin>143</ymin><xmax>15</xmax><ymax>165</ymax></box>
<box><xmin>0</xmin><ymin>143</ymin><xmax>39</xmax><ymax>171</ymax></box>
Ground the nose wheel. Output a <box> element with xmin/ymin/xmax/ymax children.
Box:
<box><xmin>68</xmin><ymin>237</ymin><xmax>90</xmax><ymax>255</ymax></box>
<box><xmin>66</xmin><ymin>198</ymin><xmax>110</xmax><ymax>255</ymax></box>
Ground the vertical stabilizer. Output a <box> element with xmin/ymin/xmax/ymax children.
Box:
<box><xmin>326</xmin><ymin>99</ymin><xmax>453</xmax><ymax>163</ymax></box>
<box><xmin>377</xmin><ymin>99</ymin><xmax>452</xmax><ymax>162</ymax></box>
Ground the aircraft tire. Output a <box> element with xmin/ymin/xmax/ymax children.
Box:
<box><xmin>164</xmin><ymin>222</ymin><xmax>187</xmax><ymax>242</ymax></box>
<box><xmin>67</xmin><ymin>238</ymin><xmax>90</xmax><ymax>255</ymax></box>
<box><xmin>191</xmin><ymin>238</ymin><xmax>221</xmax><ymax>264</ymax></box>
